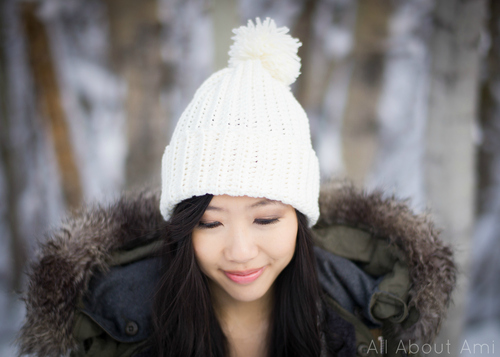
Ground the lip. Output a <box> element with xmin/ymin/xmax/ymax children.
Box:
<box><xmin>223</xmin><ymin>267</ymin><xmax>266</xmax><ymax>284</ymax></box>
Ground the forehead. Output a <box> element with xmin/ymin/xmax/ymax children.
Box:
<box><xmin>206</xmin><ymin>195</ymin><xmax>286</xmax><ymax>211</ymax></box>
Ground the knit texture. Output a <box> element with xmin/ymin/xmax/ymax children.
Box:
<box><xmin>160</xmin><ymin>18</ymin><xmax>320</xmax><ymax>225</ymax></box>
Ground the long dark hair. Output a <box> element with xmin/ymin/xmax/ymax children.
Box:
<box><xmin>151</xmin><ymin>194</ymin><xmax>327</xmax><ymax>357</ymax></box>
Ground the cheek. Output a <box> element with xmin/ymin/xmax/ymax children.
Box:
<box><xmin>192</xmin><ymin>232</ymin><xmax>229</xmax><ymax>275</ymax></box>
<box><xmin>262</xmin><ymin>227</ymin><xmax>297</xmax><ymax>262</ymax></box>
<box><xmin>192</xmin><ymin>234</ymin><xmax>220</xmax><ymax>271</ymax></box>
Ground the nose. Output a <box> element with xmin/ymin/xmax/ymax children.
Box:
<box><xmin>224</xmin><ymin>226</ymin><xmax>258</xmax><ymax>264</ymax></box>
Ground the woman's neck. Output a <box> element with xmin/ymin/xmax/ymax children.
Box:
<box><xmin>210</xmin><ymin>283</ymin><xmax>273</xmax><ymax>357</ymax></box>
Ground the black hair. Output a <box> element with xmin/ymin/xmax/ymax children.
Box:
<box><xmin>151</xmin><ymin>194</ymin><xmax>330</xmax><ymax>357</ymax></box>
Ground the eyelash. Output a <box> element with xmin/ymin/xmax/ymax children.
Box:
<box><xmin>198</xmin><ymin>221</ymin><xmax>222</xmax><ymax>229</ymax></box>
<box><xmin>255</xmin><ymin>218</ymin><xmax>279</xmax><ymax>225</ymax></box>
<box><xmin>197</xmin><ymin>218</ymin><xmax>280</xmax><ymax>229</ymax></box>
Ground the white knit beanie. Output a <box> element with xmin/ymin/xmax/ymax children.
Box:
<box><xmin>160</xmin><ymin>17</ymin><xmax>320</xmax><ymax>226</ymax></box>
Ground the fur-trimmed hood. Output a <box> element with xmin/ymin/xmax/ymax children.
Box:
<box><xmin>17</xmin><ymin>183</ymin><xmax>456</xmax><ymax>357</ymax></box>
<box><xmin>317</xmin><ymin>181</ymin><xmax>456</xmax><ymax>345</ymax></box>
<box><xmin>18</xmin><ymin>191</ymin><xmax>165</xmax><ymax>357</ymax></box>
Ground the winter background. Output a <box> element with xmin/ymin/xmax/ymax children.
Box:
<box><xmin>0</xmin><ymin>0</ymin><xmax>498</xmax><ymax>355</ymax></box>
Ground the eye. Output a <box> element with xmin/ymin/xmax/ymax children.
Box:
<box><xmin>198</xmin><ymin>221</ymin><xmax>222</xmax><ymax>229</ymax></box>
<box><xmin>254</xmin><ymin>218</ymin><xmax>279</xmax><ymax>225</ymax></box>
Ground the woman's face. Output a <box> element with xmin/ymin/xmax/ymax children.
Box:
<box><xmin>192</xmin><ymin>195</ymin><xmax>298</xmax><ymax>304</ymax></box>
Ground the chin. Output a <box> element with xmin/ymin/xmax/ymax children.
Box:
<box><xmin>226</xmin><ymin>287</ymin><xmax>269</xmax><ymax>303</ymax></box>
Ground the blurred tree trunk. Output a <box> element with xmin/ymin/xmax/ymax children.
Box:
<box><xmin>368</xmin><ymin>0</ymin><xmax>433</xmax><ymax>210</ymax></box>
<box><xmin>0</xmin><ymin>5</ymin><xmax>24</xmax><ymax>350</ymax></box>
<box><xmin>425</xmin><ymin>0</ymin><xmax>487</xmax><ymax>355</ymax></box>
<box><xmin>104</xmin><ymin>0</ymin><xmax>166</xmax><ymax>189</ymax></box>
<box><xmin>467</xmin><ymin>0</ymin><xmax>500</xmax><ymax>325</ymax></box>
<box><xmin>1</xmin><ymin>0</ymin><xmax>66</xmax><ymax>352</ymax></box>
<box><xmin>1</xmin><ymin>0</ymin><xmax>65</xmax><ymax>274</ymax></box>
<box><xmin>21</xmin><ymin>3</ymin><xmax>82</xmax><ymax>209</ymax></box>
<box><xmin>39</xmin><ymin>0</ymin><xmax>127</xmax><ymax>202</ymax></box>
<box><xmin>477</xmin><ymin>0</ymin><xmax>500</xmax><ymax>222</ymax></box>
<box><xmin>296</xmin><ymin>0</ymin><xmax>358</xmax><ymax>180</ymax></box>
<box><xmin>0</xmin><ymin>0</ymin><xmax>25</xmax><ymax>294</ymax></box>
<box><xmin>341</xmin><ymin>0</ymin><xmax>392</xmax><ymax>186</ymax></box>
<box><xmin>157</xmin><ymin>0</ymin><xmax>214</xmax><ymax>136</ymax></box>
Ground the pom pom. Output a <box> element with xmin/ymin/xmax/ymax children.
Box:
<box><xmin>228</xmin><ymin>17</ymin><xmax>302</xmax><ymax>86</ymax></box>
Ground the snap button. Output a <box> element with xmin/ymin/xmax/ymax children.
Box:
<box><xmin>357</xmin><ymin>343</ymin><xmax>370</xmax><ymax>356</ymax></box>
<box><xmin>125</xmin><ymin>321</ymin><xmax>139</xmax><ymax>336</ymax></box>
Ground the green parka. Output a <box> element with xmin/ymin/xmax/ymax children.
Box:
<box><xmin>17</xmin><ymin>181</ymin><xmax>456</xmax><ymax>357</ymax></box>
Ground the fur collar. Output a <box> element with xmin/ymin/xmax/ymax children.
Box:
<box><xmin>18</xmin><ymin>191</ymin><xmax>165</xmax><ymax>357</ymax></box>
<box><xmin>17</xmin><ymin>183</ymin><xmax>456</xmax><ymax>357</ymax></box>
<box><xmin>317</xmin><ymin>180</ymin><xmax>456</xmax><ymax>345</ymax></box>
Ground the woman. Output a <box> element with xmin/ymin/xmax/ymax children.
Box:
<box><xmin>152</xmin><ymin>194</ymin><xmax>335</xmax><ymax>357</ymax></box>
<box><xmin>18</xmin><ymin>18</ymin><xmax>456</xmax><ymax>357</ymax></box>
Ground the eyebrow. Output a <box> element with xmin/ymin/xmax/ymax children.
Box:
<box><xmin>250</xmin><ymin>199</ymin><xmax>281</xmax><ymax>208</ymax></box>
<box><xmin>205</xmin><ymin>199</ymin><xmax>282</xmax><ymax>212</ymax></box>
